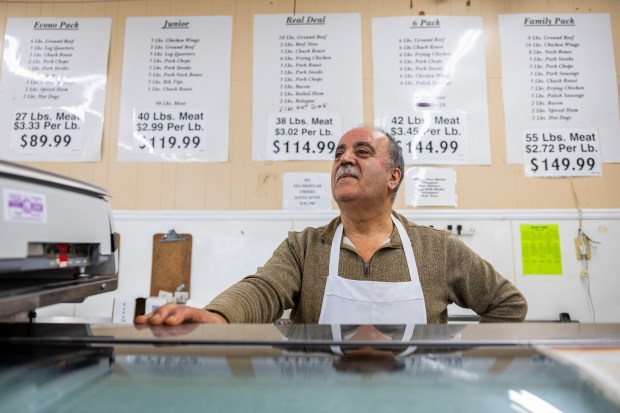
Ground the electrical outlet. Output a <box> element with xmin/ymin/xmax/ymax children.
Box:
<box><xmin>574</xmin><ymin>236</ymin><xmax>591</xmax><ymax>260</ymax></box>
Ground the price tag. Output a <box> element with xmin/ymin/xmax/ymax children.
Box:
<box><xmin>523</xmin><ymin>128</ymin><xmax>602</xmax><ymax>177</ymax></box>
<box><xmin>133</xmin><ymin>108</ymin><xmax>207</xmax><ymax>154</ymax></box>
<box><xmin>266</xmin><ymin>112</ymin><xmax>341</xmax><ymax>161</ymax></box>
<box><xmin>385</xmin><ymin>111</ymin><xmax>467</xmax><ymax>164</ymax></box>
<box><xmin>9</xmin><ymin>108</ymin><xmax>83</xmax><ymax>154</ymax></box>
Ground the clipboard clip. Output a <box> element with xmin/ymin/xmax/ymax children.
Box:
<box><xmin>160</xmin><ymin>229</ymin><xmax>186</xmax><ymax>243</ymax></box>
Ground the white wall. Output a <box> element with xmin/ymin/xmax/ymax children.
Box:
<box><xmin>36</xmin><ymin>209</ymin><xmax>620</xmax><ymax>323</ymax></box>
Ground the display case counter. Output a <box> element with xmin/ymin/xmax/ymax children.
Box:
<box><xmin>1</xmin><ymin>322</ymin><xmax>619</xmax><ymax>413</ymax></box>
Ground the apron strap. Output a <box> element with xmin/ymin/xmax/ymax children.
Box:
<box><xmin>330</xmin><ymin>324</ymin><xmax>344</xmax><ymax>355</ymax></box>
<box><xmin>329</xmin><ymin>215</ymin><xmax>417</xmax><ymax>279</ymax></box>
<box><xmin>328</xmin><ymin>223</ymin><xmax>344</xmax><ymax>277</ymax></box>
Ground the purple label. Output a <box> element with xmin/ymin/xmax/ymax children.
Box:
<box><xmin>4</xmin><ymin>190</ymin><xmax>46</xmax><ymax>223</ymax></box>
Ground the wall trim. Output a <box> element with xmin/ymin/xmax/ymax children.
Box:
<box><xmin>113</xmin><ymin>209</ymin><xmax>620</xmax><ymax>222</ymax></box>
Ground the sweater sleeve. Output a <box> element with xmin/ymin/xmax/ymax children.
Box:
<box><xmin>204</xmin><ymin>235</ymin><xmax>303</xmax><ymax>323</ymax></box>
<box><xmin>445</xmin><ymin>235</ymin><xmax>528</xmax><ymax>322</ymax></box>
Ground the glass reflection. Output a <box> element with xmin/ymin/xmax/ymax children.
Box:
<box><xmin>0</xmin><ymin>343</ymin><xmax>618</xmax><ymax>413</ymax></box>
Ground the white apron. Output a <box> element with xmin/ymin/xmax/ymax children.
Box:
<box><xmin>329</xmin><ymin>323</ymin><xmax>418</xmax><ymax>357</ymax></box>
<box><xmin>318</xmin><ymin>215</ymin><xmax>427</xmax><ymax>325</ymax></box>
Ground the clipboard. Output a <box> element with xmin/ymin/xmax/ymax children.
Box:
<box><xmin>150</xmin><ymin>230</ymin><xmax>192</xmax><ymax>298</ymax></box>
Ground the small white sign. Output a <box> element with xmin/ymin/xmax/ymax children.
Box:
<box><xmin>282</xmin><ymin>173</ymin><xmax>332</xmax><ymax>210</ymax></box>
<box><xmin>10</xmin><ymin>108</ymin><xmax>84</xmax><ymax>154</ymax></box>
<box><xmin>2</xmin><ymin>189</ymin><xmax>47</xmax><ymax>223</ymax></box>
<box><xmin>112</xmin><ymin>298</ymin><xmax>136</xmax><ymax>324</ymax></box>
<box><xmin>405</xmin><ymin>167</ymin><xmax>457</xmax><ymax>207</ymax></box>
<box><xmin>523</xmin><ymin>128</ymin><xmax>601</xmax><ymax>177</ymax></box>
<box><xmin>132</xmin><ymin>107</ymin><xmax>207</xmax><ymax>155</ymax></box>
<box><xmin>383</xmin><ymin>111</ymin><xmax>467</xmax><ymax>164</ymax></box>
<box><xmin>145</xmin><ymin>297</ymin><xmax>168</xmax><ymax>314</ymax></box>
<box><xmin>267</xmin><ymin>112</ymin><xmax>341</xmax><ymax>160</ymax></box>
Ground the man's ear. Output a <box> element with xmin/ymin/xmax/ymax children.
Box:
<box><xmin>388</xmin><ymin>168</ymin><xmax>401</xmax><ymax>190</ymax></box>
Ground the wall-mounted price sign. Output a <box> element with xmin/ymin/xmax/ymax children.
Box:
<box><xmin>0</xmin><ymin>18</ymin><xmax>111</xmax><ymax>161</ymax></box>
<box><xmin>500</xmin><ymin>14</ymin><xmax>620</xmax><ymax>164</ymax></box>
<box><xmin>385</xmin><ymin>111</ymin><xmax>467</xmax><ymax>164</ymax></box>
<box><xmin>9</xmin><ymin>108</ymin><xmax>83</xmax><ymax>154</ymax></box>
<box><xmin>132</xmin><ymin>108</ymin><xmax>206</xmax><ymax>155</ymax></box>
<box><xmin>252</xmin><ymin>13</ymin><xmax>362</xmax><ymax>161</ymax></box>
<box><xmin>373</xmin><ymin>16</ymin><xmax>490</xmax><ymax>165</ymax></box>
<box><xmin>118</xmin><ymin>16</ymin><xmax>232</xmax><ymax>162</ymax></box>
<box><xmin>266</xmin><ymin>112</ymin><xmax>340</xmax><ymax>160</ymax></box>
<box><xmin>523</xmin><ymin>128</ymin><xmax>601</xmax><ymax>177</ymax></box>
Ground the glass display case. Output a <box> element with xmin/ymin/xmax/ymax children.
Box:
<box><xmin>1</xmin><ymin>322</ymin><xmax>619</xmax><ymax>413</ymax></box>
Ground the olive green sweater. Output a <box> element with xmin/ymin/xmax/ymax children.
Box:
<box><xmin>205</xmin><ymin>212</ymin><xmax>527</xmax><ymax>324</ymax></box>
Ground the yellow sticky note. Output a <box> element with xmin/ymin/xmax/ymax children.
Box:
<box><xmin>520</xmin><ymin>224</ymin><xmax>563</xmax><ymax>275</ymax></box>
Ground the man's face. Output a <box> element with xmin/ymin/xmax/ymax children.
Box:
<box><xmin>331</xmin><ymin>128</ymin><xmax>398</xmax><ymax>205</ymax></box>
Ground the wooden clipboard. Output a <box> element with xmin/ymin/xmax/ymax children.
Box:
<box><xmin>150</xmin><ymin>230</ymin><xmax>192</xmax><ymax>298</ymax></box>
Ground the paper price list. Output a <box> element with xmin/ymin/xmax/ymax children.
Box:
<box><xmin>389</xmin><ymin>20</ymin><xmax>467</xmax><ymax>164</ymax></box>
<box><xmin>11</xmin><ymin>33</ymin><xmax>83</xmax><ymax>153</ymax></box>
<box><xmin>277</xmin><ymin>20</ymin><xmax>330</xmax><ymax>113</ymax></box>
<box><xmin>1</xmin><ymin>19</ymin><xmax>110</xmax><ymax>158</ymax></box>
<box><xmin>500</xmin><ymin>14</ymin><xmax>620</xmax><ymax>165</ymax></box>
<box><xmin>118</xmin><ymin>16</ymin><xmax>232</xmax><ymax>162</ymax></box>
<box><xmin>146</xmin><ymin>33</ymin><xmax>202</xmax><ymax>96</ymax></box>
<box><xmin>138</xmin><ymin>30</ymin><xmax>208</xmax><ymax>154</ymax></box>
<box><xmin>372</xmin><ymin>16</ymin><xmax>491</xmax><ymax>165</ymax></box>
<box><xmin>396</xmin><ymin>18</ymin><xmax>450</xmax><ymax>105</ymax></box>
<box><xmin>268</xmin><ymin>16</ymin><xmax>341</xmax><ymax>160</ymax></box>
<box><xmin>253</xmin><ymin>13</ymin><xmax>363</xmax><ymax>161</ymax></box>
<box><xmin>22</xmin><ymin>35</ymin><xmax>75</xmax><ymax>101</ymax></box>
<box><xmin>524</xmin><ymin>17</ymin><xmax>582</xmax><ymax>123</ymax></box>
<box><xmin>515</xmin><ymin>17</ymin><xmax>601</xmax><ymax>175</ymax></box>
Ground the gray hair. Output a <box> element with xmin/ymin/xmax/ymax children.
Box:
<box><xmin>375</xmin><ymin>127</ymin><xmax>404</xmax><ymax>202</ymax></box>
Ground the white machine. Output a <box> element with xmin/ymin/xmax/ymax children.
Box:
<box><xmin>0</xmin><ymin>160</ymin><xmax>118</xmax><ymax>320</ymax></box>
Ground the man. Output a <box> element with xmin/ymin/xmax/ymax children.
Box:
<box><xmin>135</xmin><ymin>126</ymin><xmax>527</xmax><ymax>326</ymax></box>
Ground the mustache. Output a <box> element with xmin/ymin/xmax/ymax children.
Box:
<box><xmin>336</xmin><ymin>164</ymin><xmax>360</xmax><ymax>180</ymax></box>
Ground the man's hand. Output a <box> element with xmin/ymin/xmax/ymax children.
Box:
<box><xmin>134</xmin><ymin>303</ymin><xmax>228</xmax><ymax>325</ymax></box>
